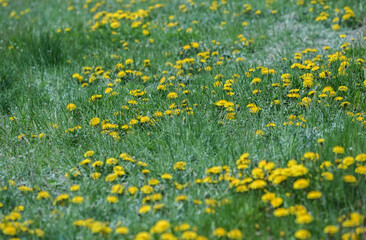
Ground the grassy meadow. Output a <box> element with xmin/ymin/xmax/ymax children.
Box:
<box><xmin>1</xmin><ymin>0</ymin><xmax>366</xmax><ymax>239</ymax></box>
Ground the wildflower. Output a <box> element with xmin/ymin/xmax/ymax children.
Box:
<box><xmin>106</xmin><ymin>158</ymin><xmax>118</xmax><ymax>165</ymax></box>
<box><xmin>111</xmin><ymin>184</ymin><xmax>124</xmax><ymax>194</ymax></box>
<box><xmin>128</xmin><ymin>186</ymin><xmax>138</xmax><ymax>195</ymax></box>
<box><xmin>37</xmin><ymin>191</ymin><xmax>50</xmax><ymax>200</ymax></box>
<box><xmin>161</xmin><ymin>233</ymin><xmax>178</xmax><ymax>240</ymax></box>
<box><xmin>150</xmin><ymin>220</ymin><xmax>170</xmax><ymax>233</ymax></box>
<box><xmin>53</xmin><ymin>194</ymin><xmax>69</xmax><ymax>205</ymax></box>
<box><xmin>66</xmin><ymin>103</ymin><xmax>76</xmax><ymax>111</ymax></box>
<box><xmin>213</xmin><ymin>228</ymin><xmax>226</xmax><ymax>237</ymax></box>
<box><xmin>294</xmin><ymin>229</ymin><xmax>311</xmax><ymax>239</ymax></box>
<box><xmin>355</xmin><ymin>166</ymin><xmax>366</xmax><ymax>174</ymax></box>
<box><xmin>342</xmin><ymin>212</ymin><xmax>364</xmax><ymax>227</ymax></box>
<box><xmin>140</xmin><ymin>116</ymin><xmax>150</xmax><ymax>123</ymax></box>
<box><xmin>255</xmin><ymin>129</ymin><xmax>264</xmax><ymax>136</ymax></box>
<box><xmin>71</xmin><ymin>196</ymin><xmax>84</xmax><ymax>204</ymax></box>
<box><xmin>174</xmin><ymin>162</ymin><xmax>186</xmax><ymax>170</ymax></box>
<box><xmin>139</xmin><ymin>205</ymin><xmax>151</xmax><ymax>214</ymax></box>
<box><xmin>182</xmin><ymin>231</ymin><xmax>198</xmax><ymax>240</ymax></box>
<box><xmin>338</xmin><ymin>86</ymin><xmax>348</xmax><ymax>92</ymax></box>
<box><xmin>261</xmin><ymin>192</ymin><xmax>276</xmax><ymax>202</ymax></box>
<box><xmin>107</xmin><ymin>195</ymin><xmax>118</xmax><ymax>203</ymax></box>
<box><xmin>162</xmin><ymin>173</ymin><xmax>173</xmax><ymax>179</ymax></box>
<box><xmin>227</xmin><ymin>229</ymin><xmax>242</xmax><ymax>239</ymax></box>
<box><xmin>148</xmin><ymin>178</ymin><xmax>159</xmax><ymax>186</ymax></box>
<box><xmin>333</xmin><ymin>146</ymin><xmax>345</xmax><ymax>154</ymax></box>
<box><xmin>105</xmin><ymin>173</ymin><xmax>118</xmax><ymax>182</ymax></box>
<box><xmin>116</xmin><ymin>226</ymin><xmax>129</xmax><ymax>234</ymax></box>
<box><xmin>191</xmin><ymin>42</ymin><xmax>199</xmax><ymax>48</ymax></box>
<box><xmin>343</xmin><ymin>175</ymin><xmax>357</xmax><ymax>183</ymax></box>
<box><xmin>343</xmin><ymin>156</ymin><xmax>354</xmax><ymax>166</ymax></box>
<box><xmin>92</xmin><ymin>161</ymin><xmax>103</xmax><ymax>167</ymax></box>
<box><xmin>306</xmin><ymin>191</ymin><xmax>322</xmax><ymax>199</ymax></box>
<box><xmin>125</xmin><ymin>59</ymin><xmax>134</xmax><ymax>65</ymax></box>
<box><xmin>274</xmin><ymin>208</ymin><xmax>289</xmax><ymax>217</ymax></box>
<box><xmin>35</xmin><ymin>228</ymin><xmax>45</xmax><ymax>237</ymax></box>
<box><xmin>355</xmin><ymin>153</ymin><xmax>366</xmax><ymax>162</ymax></box>
<box><xmin>321</xmin><ymin>172</ymin><xmax>334</xmax><ymax>181</ymax></box>
<box><xmin>293</xmin><ymin>179</ymin><xmax>309</xmax><ymax>189</ymax></box>
<box><xmin>135</xmin><ymin>232</ymin><xmax>151</xmax><ymax>240</ymax></box>
<box><xmin>167</xmin><ymin>92</ymin><xmax>178</xmax><ymax>99</ymax></box>
<box><xmin>84</xmin><ymin>150</ymin><xmax>95</xmax><ymax>157</ymax></box>
<box><xmin>296</xmin><ymin>214</ymin><xmax>313</xmax><ymax>224</ymax></box>
<box><xmin>141</xmin><ymin>185</ymin><xmax>154</xmax><ymax>194</ymax></box>
<box><xmin>70</xmin><ymin>185</ymin><xmax>80</xmax><ymax>191</ymax></box>
<box><xmin>270</xmin><ymin>197</ymin><xmax>283</xmax><ymax>208</ymax></box>
<box><xmin>248</xmin><ymin>180</ymin><xmax>267</xmax><ymax>189</ymax></box>
<box><xmin>2</xmin><ymin>226</ymin><xmax>17</xmax><ymax>235</ymax></box>
<box><xmin>89</xmin><ymin>118</ymin><xmax>100</xmax><ymax>126</ymax></box>
<box><xmin>91</xmin><ymin>172</ymin><xmax>101</xmax><ymax>179</ymax></box>
<box><xmin>323</xmin><ymin>225</ymin><xmax>339</xmax><ymax>235</ymax></box>
<box><xmin>175</xmin><ymin>195</ymin><xmax>188</xmax><ymax>202</ymax></box>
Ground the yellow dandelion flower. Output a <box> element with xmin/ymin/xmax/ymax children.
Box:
<box><xmin>66</xmin><ymin>103</ymin><xmax>76</xmax><ymax>111</ymax></box>
<box><xmin>294</xmin><ymin>229</ymin><xmax>311</xmax><ymax>239</ymax></box>
<box><xmin>293</xmin><ymin>179</ymin><xmax>309</xmax><ymax>189</ymax></box>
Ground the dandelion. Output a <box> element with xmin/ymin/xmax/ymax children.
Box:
<box><xmin>323</xmin><ymin>225</ymin><xmax>339</xmax><ymax>235</ymax></box>
<box><xmin>88</xmin><ymin>171</ymin><xmax>100</xmax><ymax>180</ymax></box>
<box><xmin>71</xmin><ymin>196</ymin><xmax>84</xmax><ymax>204</ymax></box>
<box><xmin>296</xmin><ymin>214</ymin><xmax>313</xmax><ymax>224</ymax></box>
<box><xmin>116</xmin><ymin>226</ymin><xmax>129</xmax><ymax>235</ymax></box>
<box><xmin>294</xmin><ymin>229</ymin><xmax>311</xmax><ymax>239</ymax></box>
<box><xmin>182</xmin><ymin>231</ymin><xmax>198</xmax><ymax>240</ymax></box>
<box><xmin>89</xmin><ymin>118</ymin><xmax>100</xmax><ymax>126</ymax></box>
<box><xmin>249</xmin><ymin>180</ymin><xmax>267</xmax><ymax>189</ymax></box>
<box><xmin>355</xmin><ymin>153</ymin><xmax>366</xmax><ymax>162</ymax></box>
<box><xmin>270</xmin><ymin>197</ymin><xmax>283</xmax><ymax>208</ymax></box>
<box><xmin>190</xmin><ymin>42</ymin><xmax>199</xmax><ymax>48</ymax></box>
<box><xmin>355</xmin><ymin>166</ymin><xmax>366</xmax><ymax>174</ymax></box>
<box><xmin>53</xmin><ymin>194</ymin><xmax>69</xmax><ymax>205</ymax></box>
<box><xmin>213</xmin><ymin>228</ymin><xmax>226</xmax><ymax>237</ymax></box>
<box><xmin>140</xmin><ymin>116</ymin><xmax>150</xmax><ymax>123</ymax></box>
<box><xmin>173</xmin><ymin>161</ymin><xmax>186</xmax><ymax>170</ymax></box>
<box><xmin>333</xmin><ymin>146</ymin><xmax>345</xmax><ymax>154</ymax></box>
<box><xmin>84</xmin><ymin>150</ymin><xmax>94</xmax><ymax>157</ymax></box>
<box><xmin>306</xmin><ymin>191</ymin><xmax>322</xmax><ymax>199</ymax></box>
<box><xmin>227</xmin><ymin>229</ymin><xmax>242</xmax><ymax>239</ymax></box>
<box><xmin>293</xmin><ymin>179</ymin><xmax>309</xmax><ymax>189</ymax></box>
<box><xmin>150</xmin><ymin>220</ymin><xmax>170</xmax><ymax>233</ymax></box>
<box><xmin>37</xmin><ymin>191</ymin><xmax>50</xmax><ymax>200</ymax></box>
<box><xmin>66</xmin><ymin>103</ymin><xmax>76</xmax><ymax>111</ymax></box>
<box><xmin>135</xmin><ymin>232</ymin><xmax>151</xmax><ymax>240</ymax></box>
<box><xmin>343</xmin><ymin>175</ymin><xmax>357</xmax><ymax>183</ymax></box>
<box><xmin>2</xmin><ymin>226</ymin><xmax>17</xmax><ymax>236</ymax></box>
<box><xmin>274</xmin><ymin>208</ymin><xmax>289</xmax><ymax>217</ymax></box>
<box><xmin>111</xmin><ymin>184</ymin><xmax>124</xmax><ymax>194</ymax></box>
<box><xmin>125</xmin><ymin>59</ymin><xmax>134</xmax><ymax>65</ymax></box>
<box><xmin>162</xmin><ymin>173</ymin><xmax>173</xmax><ymax>179</ymax></box>
<box><xmin>70</xmin><ymin>185</ymin><xmax>80</xmax><ymax>191</ymax></box>
<box><xmin>321</xmin><ymin>172</ymin><xmax>334</xmax><ymax>181</ymax></box>
<box><xmin>138</xmin><ymin>205</ymin><xmax>151</xmax><ymax>214</ymax></box>
<box><xmin>128</xmin><ymin>186</ymin><xmax>138</xmax><ymax>195</ymax></box>
<box><xmin>106</xmin><ymin>158</ymin><xmax>118</xmax><ymax>165</ymax></box>
<box><xmin>167</xmin><ymin>92</ymin><xmax>178</xmax><ymax>99</ymax></box>
<box><xmin>107</xmin><ymin>195</ymin><xmax>118</xmax><ymax>203</ymax></box>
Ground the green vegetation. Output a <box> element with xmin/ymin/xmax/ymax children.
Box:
<box><xmin>0</xmin><ymin>0</ymin><xmax>366</xmax><ymax>239</ymax></box>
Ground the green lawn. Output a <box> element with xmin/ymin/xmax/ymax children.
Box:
<box><xmin>0</xmin><ymin>0</ymin><xmax>366</xmax><ymax>239</ymax></box>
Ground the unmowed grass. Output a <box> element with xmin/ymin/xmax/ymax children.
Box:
<box><xmin>0</xmin><ymin>0</ymin><xmax>366</xmax><ymax>239</ymax></box>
